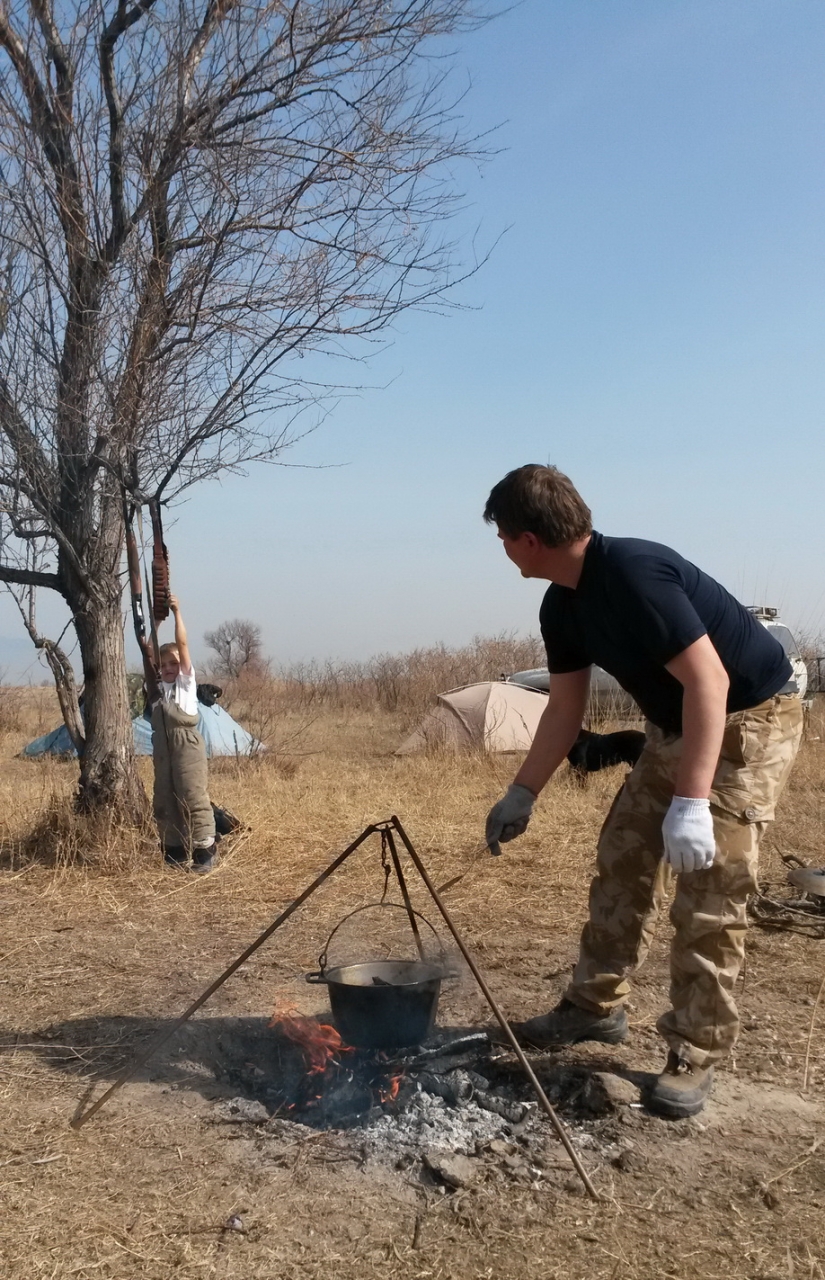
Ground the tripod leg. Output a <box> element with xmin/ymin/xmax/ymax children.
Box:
<box><xmin>70</xmin><ymin>824</ymin><xmax>379</xmax><ymax>1131</ymax></box>
<box><xmin>390</xmin><ymin>815</ymin><xmax>600</xmax><ymax>1202</ymax></box>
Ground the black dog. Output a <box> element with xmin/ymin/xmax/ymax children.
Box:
<box><xmin>196</xmin><ymin>683</ymin><xmax>223</xmax><ymax>707</ymax></box>
<box><xmin>567</xmin><ymin>728</ymin><xmax>645</xmax><ymax>784</ymax></box>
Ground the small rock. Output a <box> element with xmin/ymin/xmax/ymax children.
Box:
<box><xmin>612</xmin><ymin>1147</ymin><xmax>647</xmax><ymax>1173</ymax></box>
<box><xmin>485</xmin><ymin>1138</ymin><xmax>517</xmax><ymax>1157</ymax></box>
<box><xmin>422</xmin><ymin>1152</ymin><xmax>477</xmax><ymax>1189</ymax></box>
<box><xmin>213</xmin><ymin>1098</ymin><xmax>271</xmax><ymax>1124</ymax></box>
<box><xmin>582</xmin><ymin>1072</ymin><xmax>639</xmax><ymax>1115</ymax></box>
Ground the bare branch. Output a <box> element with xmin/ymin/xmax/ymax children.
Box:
<box><xmin>0</xmin><ymin>562</ymin><xmax>61</xmax><ymax>589</ymax></box>
<box><xmin>7</xmin><ymin>579</ymin><xmax>85</xmax><ymax>752</ymax></box>
<box><xmin>29</xmin><ymin>0</ymin><xmax>73</xmax><ymax>113</ymax></box>
<box><xmin>99</xmin><ymin>0</ymin><xmax>160</xmax><ymax>252</ymax></box>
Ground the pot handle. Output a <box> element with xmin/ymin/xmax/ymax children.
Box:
<box><xmin>317</xmin><ymin>901</ymin><xmax>442</xmax><ymax>976</ymax></box>
<box><xmin>305</xmin><ymin>971</ymin><xmax>328</xmax><ymax>985</ymax></box>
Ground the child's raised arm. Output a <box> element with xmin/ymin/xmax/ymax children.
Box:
<box><xmin>169</xmin><ymin>596</ymin><xmax>193</xmax><ymax>675</ymax></box>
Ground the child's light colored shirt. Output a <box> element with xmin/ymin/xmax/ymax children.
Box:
<box><xmin>160</xmin><ymin>667</ymin><xmax>198</xmax><ymax>716</ymax></box>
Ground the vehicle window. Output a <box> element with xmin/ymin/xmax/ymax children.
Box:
<box><xmin>766</xmin><ymin>625</ymin><xmax>800</xmax><ymax>659</ymax></box>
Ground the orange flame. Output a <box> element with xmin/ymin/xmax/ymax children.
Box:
<box><xmin>379</xmin><ymin>1074</ymin><xmax>402</xmax><ymax>1103</ymax></box>
<box><xmin>269</xmin><ymin>1008</ymin><xmax>351</xmax><ymax>1074</ymax></box>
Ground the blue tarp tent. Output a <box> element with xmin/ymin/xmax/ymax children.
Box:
<box><xmin>23</xmin><ymin>703</ymin><xmax>259</xmax><ymax>759</ymax></box>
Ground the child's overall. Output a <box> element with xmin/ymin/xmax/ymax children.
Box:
<box><xmin>151</xmin><ymin>700</ymin><xmax>215</xmax><ymax>851</ymax></box>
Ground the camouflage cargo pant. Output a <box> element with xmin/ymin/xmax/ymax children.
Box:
<box><xmin>566</xmin><ymin>694</ymin><xmax>803</xmax><ymax>1068</ymax></box>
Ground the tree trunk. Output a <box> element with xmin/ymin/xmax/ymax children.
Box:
<box><xmin>72</xmin><ymin>588</ymin><xmax>148</xmax><ymax>820</ymax></box>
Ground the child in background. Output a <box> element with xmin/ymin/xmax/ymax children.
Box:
<box><xmin>150</xmin><ymin>595</ymin><xmax>217</xmax><ymax>873</ymax></box>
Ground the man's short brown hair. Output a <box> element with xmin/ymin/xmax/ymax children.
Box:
<box><xmin>159</xmin><ymin>642</ymin><xmax>180</xmax><ymax>661</ymax></box>
<box><xmin>483</xmin><ymin>465</ymin><xmax>592</xmax><ymax>547</ymax></box>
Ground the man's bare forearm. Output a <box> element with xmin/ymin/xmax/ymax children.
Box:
<box><xmin>666</xmin><ymin>636</ymin><xmax>729</xmax><ymax>799</ymax></box>
<box><xmin>513</xmin><ymin>669</ymin><xmax>590</xmax><ymax>795</ymax></box>
<box><xmin>674</xmin><ymin>681</ymin><xmax>727</xmax><ymax>798</ymax></box>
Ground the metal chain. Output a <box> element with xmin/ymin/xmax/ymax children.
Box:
<box><xmin>379</xmin><ymin>828</ymin><xmax>392</xmax><ymax>903</ymax></box>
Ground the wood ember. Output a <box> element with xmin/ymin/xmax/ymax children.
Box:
<box><xmin>396</xmin><ymin>1033</ymin><xmax>491</xmax><ymax>1068</ymax></box>
<box><xmin>415</xmin><ymin>1068</ymin><xmax>487</xmax><ymax>1105</ymax></box>
<box><xmin>213</xmin><ymin>1024</ymin><xmax>603</xmax><ymax>1173</ymax></box>
<box><xmin>470</xmin><ymin>1090</ymin><xmax>528</xmax><ymax>1124</ymax></box>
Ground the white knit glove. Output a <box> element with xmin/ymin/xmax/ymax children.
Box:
<box><xmin>486</xmin><ymin>784</ymin><xmax>536</xmax><ymax>857</ymax></box>
<box><xmin>662</xmin><ymin>797</ymin><xmax>716</xmax><ymax>873</ymax></box>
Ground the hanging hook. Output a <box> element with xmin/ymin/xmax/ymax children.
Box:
<box><xmin>379</xmin><ymin>829</ymin><xmax>392</xmax><ymax>904</ymax></box>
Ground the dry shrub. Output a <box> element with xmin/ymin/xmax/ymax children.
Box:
<box><xmin>209</xmin><ymin>751</ymin><xmax>299</xmax><ymax>781</ymax></box>
<box><xmin>0</xmin><ymin>789</ymin><xmax>156</xmax><ymax>872</ymax></box>
<box><xmin>216</xmin><ymin>667</ymin><xmax>318</xmax><ymax>759</ymax></box>
<box><xmin>271</xmin><ymin>632</ymin><xmax>546</xmax><ymax>722</ymax></box>
<box><xmin>206</xmin><ymin>633</ymin><xmax>548</xmax><ymax>765</ymax></box>
<box><xmin>0</xmin><ymin>679</ymin><xmax>24</xmax><ymax>732</ymax></box>
<box><xmin>584</xmin><ymin>683</ymin><xmax>644</xmax><ymax>728</ymax></box>
<box><xmin>805</xmin><ymin>693</ymin><xmax>825</xmax><ymax>741</ymax></box>
<box><xmin>798</xmin><ymin>634</ymin><xmax>825</xmax><ymax>694</ymax></box>
<box><xmin>214</xmin><ymin>632</ymin><xmax>647</xmax><ymax>752</ymax></box>
<box><xmin>1</xmin><ymin>682</ymin><xmax>64</xmax><ymax>742</ymax></box>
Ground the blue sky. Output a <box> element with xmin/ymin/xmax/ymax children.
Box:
<box><xmin>3</xmin><ymin>0</ymin><xmax>825</xmax><ymax>681</ymax></box>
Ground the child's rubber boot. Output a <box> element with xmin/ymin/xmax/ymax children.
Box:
<box><xmin>163</xmin><ymin>844</ymin><xmax>188</xmax><ymax>870</ymax></box>
<box><xmin>192</xmin><ymin>844</ymin><xmax>219</xmax><ymax>874</ymax></box>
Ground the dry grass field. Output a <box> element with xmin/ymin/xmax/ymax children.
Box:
<box><xmin>1</xmin><ymin>681</ymin><xmax>824</xmax><ymax>1280</ymax></box>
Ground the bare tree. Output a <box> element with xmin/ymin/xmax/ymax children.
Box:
<box><xmin>0</xmin><ymin>0</ymin><xmax>482</xmax><ymax>815</ymax></box>
<box><xmin>204</xmin><ymin>618</ymin><xmax>263</xmax><ymax>679</ymax></box>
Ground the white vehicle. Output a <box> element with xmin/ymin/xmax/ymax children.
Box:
<box><xmin>746</xmin><ymin>607</ymin><xmax>808</xmax><ymax>700</ymax></box>
<box><xmin>506</xmin><ymin>605</ymin><xmax>808</xmax><ymax>713</ymax></box>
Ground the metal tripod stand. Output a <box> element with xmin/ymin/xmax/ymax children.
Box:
<box><xmin>70</xmin><ymin>817</ymin><xmax>599</xmax><ymax>1200</ymax></box>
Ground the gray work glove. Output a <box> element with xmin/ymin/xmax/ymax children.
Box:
<box><xmin>662</xmin><ymin>797</ymin><xmax>716</xmax><ymax>873</ymax></box>
<box><xmin>486</xmin><ymin>784</ymin><xmax>536</xmax><ymax>857</ymax></box>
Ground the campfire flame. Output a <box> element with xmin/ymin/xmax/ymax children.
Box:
<box><xmin>379</xmin><ymin>1074</ymin><xmax>402</xmax><ymax>1104</ymax></box>
<box><xmin>269</xmin><ymin>1007</ymin><xmax>353</xmax><ymax>1074</ymax></box>
<box><xmin>269</xmin><ymin>1005</ymin><xmax>407</xmax><ymax>1113</ymax></box>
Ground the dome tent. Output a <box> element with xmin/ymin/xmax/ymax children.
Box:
<box><xmin>395</xmin><ymin>681</ymin><xmax>548</xmax><ymax>755</ymax></box>
<box><xmin>23</xmin><ymin>702</ymin><xmax>259</xmax><ymax>759</ymax></box>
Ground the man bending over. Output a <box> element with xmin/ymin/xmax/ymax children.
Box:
<box><xmin>484</xmin><ymin>465</ymin><xmax>802</xmax><ymax>1118</ymax></box>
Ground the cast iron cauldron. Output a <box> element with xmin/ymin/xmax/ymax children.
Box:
<box><xmin>306</xmin><ymin>958</ymin><xmax>443</xmax><ymax>1050</ymax></box>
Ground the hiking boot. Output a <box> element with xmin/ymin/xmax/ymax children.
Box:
<box><xmin>192</xmin><ymin>844</ymin><xmax>219</xmax><ymax>875</ymax></box>
<box><xmin>508</xmin><ymin>998</ymin><xmax>629</xmax><ymax>1049</ymax></box>
<box><xmin>163</xmin><ymin>846</ymin><xmax>188</xmax><ymax>869</ymax></box>
<box><xmin>647</xmin><ymin>1052</ymin><xmax>714</xmax><ymax>1118</ymax></box>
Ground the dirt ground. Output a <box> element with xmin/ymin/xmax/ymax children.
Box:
<box><xmin>1</xmin><ymin>694</ymin><xmax>824</xmax><ymax>1279</ymax></box>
